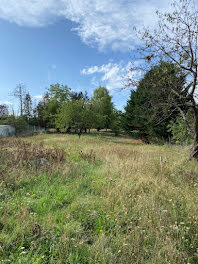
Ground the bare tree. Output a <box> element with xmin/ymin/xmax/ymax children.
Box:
<box><xmin>130</xmin><ymin>0</ymin><xmax>198</xmax><ymax>160</ymax></box>
<box><xmin>12</xmin><ymin>84</ymin><xmax>26</xmax><ymax>116</ymax></box>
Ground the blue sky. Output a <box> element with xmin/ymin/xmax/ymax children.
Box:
<box><xmin>0</xmin><ymin>0</ymin><xmax>171</xmax><ymax>113</ymax></box>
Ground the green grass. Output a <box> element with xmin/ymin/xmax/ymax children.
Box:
<box><xmin>0</xmin><ymin>133</ymin><xmax>198</xmax><ymax>263</ymax></box>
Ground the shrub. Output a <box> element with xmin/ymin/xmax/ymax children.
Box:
<box><xmin>168</xmin><ymin>116</ymin><xmax>193</xmax><ymax>144</ymax></box>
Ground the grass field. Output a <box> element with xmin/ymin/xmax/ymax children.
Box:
<box><xmin>0</xmin><ymin>133</ymin><xmax>198</xmax><ymax>263</ymax></box>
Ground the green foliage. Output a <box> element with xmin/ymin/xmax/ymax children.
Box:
<box><xmin>168</xmin><ymin>116</ymin><xmax>193</xmax><ymax>144</ymax></box>
<box><xmin>56</xmin><ymin>100</ymin><xmax>85</xmax><ymax>131</ymax></box>
<box><xmin>14</xmin><ymin>116</ymin><xmax>28</xmax><ymax>132</ymax></box>
<box><xmin>55</xmin><ymin>86</ymin><xmax>114</xmax><ymax>133</ymax></box>
<box><xmin>91</xmin><ymin>86</ymin><xmax>114</xmax><ymax>130</ymax></box>
<box><xmin>123</xmin><ymin>62</ymin><xmax>185</xmax><ymax>139</ymax></box>
<box><xmin>27</xmin><ymin>84</ymin><xmax>116</xmax><ymax>133</ymax></box>
<box><xmin>110</xmin><ymin>110</ymin><xmax>123</xmax><ymax>136</ymax></box>
<box><xmin>48</xmin><ymin>83</ymin><xmax>71</xmax><ymax>103</ymax></box>
<box><xmin>34</xmin><ymin>84</ymin><xmax>71</xmax><ymax>128</ymax></box>
<box><xmin>0</xmin><ymin>115</ymin><xmax>28</xmax><ymax>132</ymax></box>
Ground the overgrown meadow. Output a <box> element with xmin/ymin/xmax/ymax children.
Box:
<box><xmin>0</xmin><ymin>133</ymin><xmax>198</xmax><ymax>263</ymax></box>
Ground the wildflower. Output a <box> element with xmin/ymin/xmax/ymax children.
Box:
<box><xmin>173</xmin><ymin>225</ymin><xmax>179</xmax><ymax>230</ymax></box>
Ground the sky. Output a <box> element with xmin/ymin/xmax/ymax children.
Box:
<box><xmin>0</xmin><ymin>0</ymin><xmax>172</xmax><ymax>113</ymax></box>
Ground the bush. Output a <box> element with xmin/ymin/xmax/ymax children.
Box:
<box><xmin>168</xmin><ymin>116</ymin><xmax>193</xmax><ymax>144</ymax></box>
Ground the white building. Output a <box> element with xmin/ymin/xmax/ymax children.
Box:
<box><xmin>0</xmin><ymin>125</ymin><xmax>16</xmax><ymax>137</ymax></box>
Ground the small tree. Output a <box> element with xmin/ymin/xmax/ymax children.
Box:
<box><xmin>130</xmin><ymin>0</ymin><xmax>198</xmax><ymax>160</ymax></box>
<box><xmin>91</xmin><ymin>86</ymin><xmax>113</xmax><ymax>130</ymax></box>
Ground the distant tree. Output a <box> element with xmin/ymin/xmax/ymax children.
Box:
<box><xmin>91</xmin><ymin>86</ymin><xmax>113</xmax><ymax>130</ymax></box>
<box><xmin>56</xmin><ymin>100</ymin><xmax>85</xmax><ymax>132</ymax></box>
<box><xmin>0</xmin><ymin>104</ymin><xmax>9</xmax><ymax>116</ymax></box>
<box><xmin>34</xmin><ymin>93</ymin><xmax>50</xmax><ymax>128</ymax></box>
<box><xmin>70</xmin><ymin>91</ymin><xmax>89</xmax><ymax>101</ymax></box>
<box><xmin>48</xmin><ymin>83</ymin><xmax>71</xmax><ymax>103</ymax></box>
<box><xmin>110</xmin><ymin>110</ymin><xmax>123</xmax><ymax>136</ymax></box>
<box><xmin>82</xmin><ymin>102</ymin><xmax>95</xmax><ymax>133</ymax></box>
<box><xmin>125</xmin><ymin>62</ymin><xmax>185</xmax><ymax>140</ymax></box>
<box><xmin>34</xmin><ymin>84</ymin><xmax>71</xmax><ymax>129</ymax></box>
<box><xmin>72</xmin><ymin>92</ymin><xmax>93</xmax><ymax>133</ymax></box>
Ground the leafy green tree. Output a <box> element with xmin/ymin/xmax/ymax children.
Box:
<box><xmin>70</xmin><ymin>91</ymin><xmax>89</xmax><ymax>101</ymax></box>
<box><xmin>34</xmin><ymin>84</ymin><xmax>71</xmax><ymax>129</ymax></box>
<box><xmin>55</xmin><ymin>91</ymin><xmax>92</xmax><ymax>133</ymax></box>
<box><xmin>91</xmin><ymin>86</ymin><xmax>113</xmax><ymax>130</ymax></box>
<box><xmin>56</xmin><ymin>100</ymin><xmax>85</xmax><ymax>132</ymax></box>
<box><xmin>34</xmin><ymin>93</ymin><xmax>50</xmax><ymax>128</ymax></box>
<box><xmin>48</xmin><ymin>83</ymin><xmax>71</xmax><ymax>103</ymax></box>
<box><xmin>124</xmin><ymin>62</ymin><xmax>185</xmax><ymax>141</ymax></box>
<box><xmin>168</xmin><ymin>111</ymin><xmax>194</xmax><ymax>144</ymax></box>
<box><xmin>110</xmin><ymin>110</ymin><xmax>123</xmax><ymax>136</ymax></box>
<box><xmin>45</xmin><ymin>84</ymin><xmax>71</xmax><ymax>129</ymax></box>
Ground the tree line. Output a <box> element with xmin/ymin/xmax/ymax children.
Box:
<box><xmin>0</xmin><ymin>84</ymin><xmax>122</xmax><ymax>136</ymax></box>
<box><xmin>0</xmin><ymin>61</ymin><xmax>193</xmax><ymax>144</ymax></box>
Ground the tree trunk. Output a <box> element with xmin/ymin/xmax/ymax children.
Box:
<box><xmin>56</xmin><ymin>128</ymin><xmax>60</xmax><ymax>133</ymax></box>
<box><xmin>66</xmin><ymin>127</ymin><xmax>71</xmax><ymax>133</ymax></box>
<box><xmin>189</xmin><ymin>108</ymin><xmax>198</xmax><ymax>160</ymax></box>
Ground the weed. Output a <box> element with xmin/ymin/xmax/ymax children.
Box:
<box><xmin>79</xmin><ymin>149</ymin><xmax>97</xmax><ymax>163</ymax></box>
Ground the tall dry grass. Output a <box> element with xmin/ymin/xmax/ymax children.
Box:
<box><xmin>0</xmin><ymin>134</ymin><xmax>197</xmax><ymax>263</ymax></box>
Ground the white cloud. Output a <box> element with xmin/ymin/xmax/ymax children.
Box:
<box><xmin>0</xmin><ymin>101</ymin><xmax>13</xmax><ymax>105</ymax></box>
<box><xmin>33</xmin><ymin>95</ymin><xmax>43</xmax><ymax>100</ymax></box>
<box><xmin>81</xmin><ymin>61</ymin><xmax>138</xmax><ymax>90</ymax></box>
<box><xmin>0</xmin><ymin>0</ymin><xmax>64</xmax><ymax>27</ymax></box>
<box><xmin>0</xmin><ymin>0</ymin><xmax>172</xmax><ymax>50</ymax></box>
